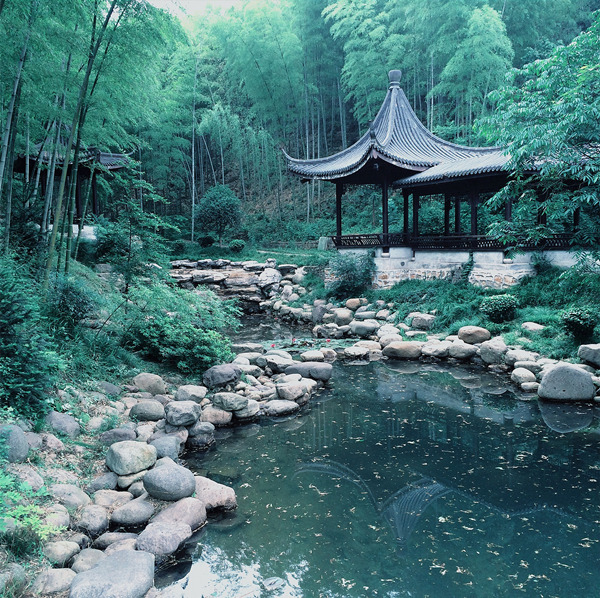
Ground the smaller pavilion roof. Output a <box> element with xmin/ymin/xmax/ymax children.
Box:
<box><xmin>284</xmin><ymin>70</ymin><xmax>501</xmax><ymax>184</ymax></box>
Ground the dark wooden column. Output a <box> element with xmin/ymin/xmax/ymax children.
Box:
<box><xmin>335</xmin><ymin>183</ymin><xmax>343</xmax><ymax>238</ymax></box>
<box><xmin>574</xmin><ymin>206</ymin><xmax>581</xmax><ymax>231</ymax></box>
<box><xmin>454</xmin><ymin>197</ymin><xmax>461</xmax><ymax>233</ymax></box>
<box><xmin>92</xmin><ymin>172</ymin><xmax>99</xmax><ymax>215</ymax></box>
<box><xmin>444</xmin><ymin>194</ymin><xmax>451</xmax><ymax>236</ymax></box>
<box><xmin>403</xmin><ymin>189</ymin><xmax>410</xmax><ymax>240</ymax></box>
<box><xmin>382</xmin><ymin>179</ymin><xmax>389</xmax><ymax>247</ymax></box>
<box><xmin>469</xmin><ymin>193</ymin><xmax>478</xmax><ymax>236</ymax></box>
<box><xmin>504</xmin><ymin>197</ymin><xmax>513</xmax><ymax>222</ymax></box>
<box><xmin>412</xmin><ymin>193</ymin><xmax>420</xmax><ymax>236</ymax></box>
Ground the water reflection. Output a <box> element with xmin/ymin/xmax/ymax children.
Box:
<box><xmin>171</xmin><ymin>361</ymin><xmax>600</xmax><ymax>597</ymax></box>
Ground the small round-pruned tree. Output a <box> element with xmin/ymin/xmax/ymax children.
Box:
<box><xmin>195</xmin><ymin>184</ymin><xmax>242</xmax><ymax>245</ymax></box>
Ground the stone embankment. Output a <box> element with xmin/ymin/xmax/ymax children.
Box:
<box><xmin>0</xmin><ymin>355</ymin><xmax>332</xmax><ymax>597</ymax></box>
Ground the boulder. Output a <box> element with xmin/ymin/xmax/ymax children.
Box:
<box><xmin>7</xmin><ymin>464</ymin><xmax>44</xmax><ymax>491</ymax></box>
<box><xmin>104</xmin><ymin>538</ymin><xmax>139</xmax><ymax>556</ymax></box>
<box><xmin>334</xmin><ymin>308</ymin><xmax>354</xmax><ymax>326</ymax></box>
<box><xmin>410</xmin><ymin>313</ymin><xmax>436</xmax><ymax>330</ymax></box>
<box><xmin>421</xmin><ymin>340</ymin><xmax>451</xmax><ymax>359</ymax></box>
<box><xmin>511</xmin><ymin>368</ymin><xmax>537</xmax><ymax>386</ymax></box>
<box><xmin>175</xmin><ymin>385</ymin><xmax>208</xmax><ymax>402</ymax></box>
<box><xmin>164</xmin><ymin>401</ymin><xmax>201</xmax><ymax>427</ymax></box>
<box><xmin>212</xmin><ymin>392</ymin><xmax>248</xmax><ymax>412</ymax></box>
<box><xmin>578</xmin><ymin>344</ymin><xmax>600</xmax><ymax>368</ymax></box>
<box><xmin>261</xmin><ymin>400</ymin><xmax>300</xmax><ymax>416</ymax></box>
<box><xmin>382</xmin><ymin>341</ymin><xmax>422</xmax><ymax>360</ymax></box>
<box><xmin>143</xmin><ymin>463</ymin><xmax>196</xmax><ymax>501</ymax></box>
<box><xmin>345</xmin><ymin>298</ymin><xmax>362</xmax><ymax>310</ymax></box>
<box><xmin>233</xmin><ymin>399</ymin><xmax>260</xmax><ymax>420</ymax></box>
<box><xmin>284</xmin><ymin>361</ymin><xmax>332</xmax><ymax>381</ymax></box>
<box><xmin>513</xmin><ymin>361</ymin><xmax>543</xmax><ymax>375</ymax></box>
<box><xmin>479</xmin><ymin>338</ymin><xmax>508</xmax><ymax>364</ymax></box>
<box><xmin>538</xmin><ymin>364</ymin><xmax>595</xmax><ymax>401</ymax></box>
<box><xmin>135</xmin><ymin>521</ymin><xmax>192</xmax><ymax>558</ymax></box>
<box><xmin>44</xmin><ymin>411</ymin><xmax>81</xmax><ymax>439</ymax></box>
<box><xmin>49</xmin><ymin>484</ymin><xmax>91</xmax><ymax>510</ymax></box>
<box><xmin>69</xmin><ymin>550</ymin><xmax>154</xmax><ymax>598</ymax></box>
<box><xmin>262</xmin><ymin>354</ymin><xmax>295</xmax><ymax>374</ymax></box>
<box><xmin>343</xmin><ymin>346</ymin><xmax>370</xmax><ymax>360</ymax></box>
<box><xmin>133</xmin><ymin>373</ymin><xmax>166</xmax><ymax>395</ymax></box>
<box><xmin>110</xmin><ymin>498</ymin><xmax>155</xmax><ymax>527</ymax></box>
<box><xmin>43</xmin><ymin>540</ymin><xmax>80</xmax><ymax>566</ymax></box>
<box><xmin>152</xmin><ymin>497</ymin><xmax>207</xmax><ymax>531</ymax></box>
<box><xmin>505</xmin><ymin>349</ymin><xmax>539</xmax><ymax>368</ymax></box>
<box><xmin>97</xmin><ymin>381</ymin><xmax>122</xmax><ymax>396</ymax></box>
<box><xmin>194</xmin><ymin>476</ymin><xmax>237</xmax><ymax>511</ymax></box>
<box><xmin>521</xmin><ymin>321</ymin><xmax>545</xmax><ymax>332</ymax></box>
<box><xmin>0</xmin><ymin>425</ymin><xmax>29</xmax><ymax>463</ymax></box>
<box><xmin>200</xmin><ymin>406</ymin><xmax>233</xmax><ymax>426</ymax></box>
<box><xmin>379</xmin><ymin>334</ymin><xmax>403</xmax><ymax>348</ymax></box>
<box><xmin>276</xmin><ymin>382</ymin><xmax>309</xmax><ymax>402</ymax></box>
<box><xmin>93</xmin><ymin>532</ymin><xmax>138</xmax><ymax>550</ymax></box>
<box><xmin>149</xmin><ymin>436</ymin><xmax>182</xmax><ymax>460</ymax></box>
<box><xmin>353</xmin><ymin>310</ymin><xmax>377</xmax><ymax>321</ymax></box>
<box><xmin>0</xmin><ymin>563</ymin><xmax>26</xmax><ymax>596</ymax></box>
<box><xmin>448</xmin><ymin>340</ymin><xmax>478</xmax><ymax>360</ymax></box>
<box><xmin>98</xmin><ymin>427</ymin><xmax>137</xmax><ymax>446</ymax></box>
<box><xmin>349</xmin><ymin>319</ymin><xmax>380</xmax><ymax>337</ymax></box>
<box><xmin>75</xmin><ymin>505</ymin><xmax>109</xmax><ymax>537</ymax></box>
<box><xmin>231</xmin><ymin>342</ymin><xmax>264</xmax><ymax>354</ymax></box>
<box><xmin>45</xmin><ymin>503</ymin><xmax>70</xmax><ymax>529</ymax></box>
<box><xmin>203</xmin><ymin>364</ymin><xmax>242</xmax><ymax>388</ymax></box>
<box><xmin>71</xmin><ymin>548</ymin><xmax>106</xmax><ymax>574</ymax></box>
<box><xmin>105</xmin><ymin>441</ymin><xmax>157</xmax><ymax>476</ymax></box>
<box><xmin>300</xmin><ymin>350</ymin><xmax>324</xmax><ymax>362</ymax></box>
<box><xmin>32</xmin><ymin>568</ymin><xmax>76</xmax><ymax>595</ymax></box>
<box><xmin>93</xmin><ymin>490</ymin><xmax>132</xmax><ymax>509</ymax></box>
<box><xmin>457</xmin><ymin>326</ymin><xmax>491</xmax><ymax>344</ymax></box>
<box><xmin>129</xmin><ymin>400</ymin><xmax>165</xmax><ymax>422</ymax></box>
<box><xmin>258</xmin><ymin>267</ymin><xmax>282</xmax><ymax>290</ymax></box>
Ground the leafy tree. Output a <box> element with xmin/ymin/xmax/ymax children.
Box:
<box><xmin>195</xmin><ymin>184</ymin><xmax>242</xmax><ymax>244</ymax></box>
<box><xmin>478</xmin><ymin>12</ymin><xmax>600</xmax><ymax>246</ymax></box>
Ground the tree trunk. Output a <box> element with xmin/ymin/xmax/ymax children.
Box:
<box><xmin>3</xmin><ymin>81</ymin><xmax>21</xmax><ymax>254</ymax></box>
<box><xmin>74</xmin><ymin>174</ymin><xmax>93</xmax><ymax>260</ymax></box>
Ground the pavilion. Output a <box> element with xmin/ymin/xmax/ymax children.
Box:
<box><xmin>283</xmin><ymin>70</ymin><xmax>576</xmax><ymax>287</ymax></box>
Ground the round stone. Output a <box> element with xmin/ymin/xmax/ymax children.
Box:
<box><xmin>143</xmin><ymin>463</ymin><xmax>196</xmax><ymax>501</ymax></box>
<box><xmin>105</xmin><ymin>441</ymin><xmax>157</xmax><ymax>476</ymax></box>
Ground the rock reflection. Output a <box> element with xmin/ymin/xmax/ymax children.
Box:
<box><xmin>538</xmin><ymin>400</ymin><xmax>594</xmax><ymax>433</ymax></box>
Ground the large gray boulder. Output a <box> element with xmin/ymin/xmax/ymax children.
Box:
<box><xmin>212</xmin><ymin>392</ymin><xmax>248</xmax><ymax>412</ymax></box>
<box><xmin>261</xmin><ymin>400</ymin><xmax>300</xmax><ymax>416</ymax></box>
<box><xmin>175</xmin><ymin>385</ymin><xmax>207</xmax><ymax>402</ymax></box>
<box><xmin>457</xmin><ymin>326</ymin><xmax>491</xmax><ymax>344</ymax></box>
<box><xmin>93</xmin><ymin>532</ymin><xmax>138</xmax><ymax>550</ymax></box>
<box><xmin>164</xmin><ymin>401</ymin><xmax>201</xmax><ymax>427</ymax></box>
<box><xmin>538</xmin><ymin>364</ymin><xmax>595</xmax><ymax>401</ymax></box>
<box><xmin>284</xmin><ymin>361</ymin><xmax>332</xmax><ymax>381</ymax></box>
<box><xmin>105</xmin><ymin>441</ymin><xmax>157</xmax><ymax>476</ymax></box>
<box><xmin>71</xmin><ymin>549</ymin><xmax>106</xmax><ymax>574</ymax></box>
<box><xmin>410</xmin><ymin>312</ymin><xmax>436</xmax><ymax>330</ymax></box>
<box><xmin>199</xmin><ymin>406</ymin><xmax>233</xmax><ymax>426</ymax></box>
<box><xmin>349</xmin><ymin>319</ymin><xmax>380</xmax><ymax>337</ymax></box>
<box><xmin>233</xmin><ymin>399</ymin><xmax>260</xmax><ymax>420</ymax></box>
<box><xmin>135</xmin><ymin>522</ymin><xmax>192</xmax><ymax>558</ymax></box>
<box><xmin>143</xmin><ymin>463</ymin><xmax>196</xmax><ymax>501</ymax></box>
<box><xmin>152</xmin><ymin>497</ymin><xmax>207</xmax><ymax>531</ymax></box>
<box><xmin>49</xmin><ymin>484</ymin><xmax>91</xmax><ymax>510</ymax></box>
<box><xmin>129</xmin><ymin>400</ymin><xmax>165</xmax><ymax>422</ymax></box>
<box><xmin>133</xmin><ymin>373</ymin><xmax>166</xmax><ymax>395</ymax></box>
<box><xmin>421</xmin><ymin>340</ymin><xmax>451</xmax><ymax>358</ymax></box>
<box><xmin>110</xmin><ymin>498</ymin><xmax>155</xmax><ymax>527</ymax></box>
<box><xmin>194</xmin><ymin>476</ymin><xmax>237</xmax><ymax>511</ymax></box>
<box><xmin>203</xmin><ymin>364</ymin><xmax>242</xmax><ymax>388</ymax></box>
<box><xmin>479</xmin><ymin>338</ymin><xmax>508</xmax><ymax>364</ymax></box>
<box><xmin>448</xmin><ymin>340</ymin><xmax>478</xmax><ymax>360</ymax></box>
<box><xmin>149</xmin><ymin>436</ymin><xmax>182</xmax><ymax>460</ymax></box>
<box><xmin>0</xmin><ymin>425</ymin><xmax>29</xmax><ymax>463</ymax></box>
<box><xmin>505</xmin><ymin>349</ymin><xmax>539</xmax><ymax>367</ymax></box>
<box><xmin>32</xmin><ymin>568</ymin><xmax>76</xmax><ymax>595</ymax></box>
<box><xmin>43</xmin><ymin>540</ymin><xmax>80</xmax><ymax>566</ymax></box>
<box><xmin>578</xmin><ymin>344</ymin><xmax>600</xmax><ymax>368</ymax></box>
<box><xmin>45</xmin><ymin>411</ymin><xmax>81</xmax><ymax>438</ymax></box>
<box><xmin>262</xmin><ymin>355</ymin><xmax>295</xmax><ymax>373</ymax></box>
<box><xmin>382</xmin><ymin>341</ymin><xmax>422</xmax><ymax>360</ymax></box>
<box><xmin>75</xmin><ymin>505</ymin><xmax>109</xmax><ymax>537</ymax></box>
<box><xmin>70</xmin><ymin>550</ymin><xmax>155</xmax><ymax>598</ymax></box>
<box><xmin>98</xmin><ymin>427</ymin><xmax>136</xmax><ymax>446</ymax></box>
<box><xmin>334</xmin><ymin>308</ymin><xmax>354</xmax><ymax>326</ymax></box>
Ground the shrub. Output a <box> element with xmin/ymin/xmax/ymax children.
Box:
<box><xmin>480</xmin><ymin>294</ymin><xmax>518</xmax><ymax>323</ymax></box>
<box><xmin>122</xmin><ymin>283</ymin><xmax>239</xmax><ymax>373</ymax></box>
<box><xmin>198</xmin><ymin>234</ymin><xmax>216</xmax><ymax>248</ymax></box>
<box><xmin>195</xmin><ymin>185</ymin><xmax>242</xmax><ymax>244</ymax></box>
<box><xmin>229</xmin><ymin>239</ymin><xmax>246</xmax><ymax>253</ymax></box>
<box><xmin>326</xmin><ymin>251</ymin><xmax>375</xmax><ymax>298</ymax></box>
<box><xmin>560</xmin><ymin>307</ymin><xmax>596</xmax><ymax>341</ymax></box>
<box><xmin>0</xmin><ymin>258</ymin><xmax>58</xmax><ymax>418</ymax></box>
<box><xmin>46</xmin><ymin>274</ymin><xmax>98</xmax><ymax>331</ymax></box>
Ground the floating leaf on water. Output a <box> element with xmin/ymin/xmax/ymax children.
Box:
<box><xmin>262</xmin><ymin>577</ymin><xmax>286</xmax><ymax>591</ymax></box>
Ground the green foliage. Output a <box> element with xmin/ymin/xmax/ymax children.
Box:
<box><xmin>326</xmin><ymin>251</ymin><xmax>374</xmax><ymax>298</ymax></box>
<box><xmin>122</xmin><ymin>283</ymin><xmax>239</xmax><ymax>373</ymax></box>
<box><xmin>45</xmin><ymin>274</ymin><xmax>98</xmax><ymax>332</ymax></box>
<box><xmin>229</xmin><ymin>239</ymin><xmax>246</xmax><ymax>253</ymax></box>
<box><xmin>480</xmin><ymin>294</ymin><xmax>518</xmax><ymax>323</ymax></box>
<box><xmin>0</xmin><ymin>258</ymin><xmax>58</xmax><ymax>419</ymax></box>
<box><xmin>560</xmin><ymin>307</ymin><xmax>596</xmax><ymax>341</ymax></box>
<box><xmin>198</xmin><ymin>235</ymin><xmax>216</xmax><ymax>248</ymax></box>
<box><xmin>195</xmin><ymin>185</ymin><xmax>242</xmax><ymax>244</ymax></box>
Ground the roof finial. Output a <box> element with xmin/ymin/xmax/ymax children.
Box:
<box><xmin>388</xmin><ymin>70</ymin><xmax>402</xmax><ymax>86</ymax></box>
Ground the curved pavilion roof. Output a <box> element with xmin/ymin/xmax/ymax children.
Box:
<box><xmin>284</xmin><ymin>70</ymin><xmax>507</xmax><ymax>186</ymax></box>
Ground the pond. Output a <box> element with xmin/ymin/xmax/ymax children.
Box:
<box><xmin>159</xmin><ymin>344</ymin><xmax>600</xmax><ymax>597</ymax></box>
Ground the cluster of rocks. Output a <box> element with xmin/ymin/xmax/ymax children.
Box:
<box><xmin>170</xmin><ymin>258</ymin><xmax>308</xmax><ymax>309</ymax></box>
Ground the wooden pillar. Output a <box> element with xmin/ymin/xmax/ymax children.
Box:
<box><xmin>469</xmin><ymin>193</ymin><xmax>478</xmax><ymax>236</ymax></box>
<box><xmin>382</xmin><ymin>179</ymin><xmax>389</xmax><ymax>247</ymax></box>
<box><xmin>335</xmin><ymin>183</ymin><xmax>343</xmax><ymax>238</ymax></box>
<box><xmin>412</xmin><ymin>193</ymin><xmax>420</xmax><ymax>236</ymax></box>
<box><xmin>454</xmin><ymin>197</ymin><xmax>461</xmax><ymax>233</ymax></box>
<box><xmin>573</xmin><ymin>206</ymin><xmax>581</xmax><ymax>231</ymax></box>
<box><xmin>76</xmin><ymin>171</ymin><xmax>83</xmax><ymax>220</ymax></box>
<box><xmin>92</xmin><ymin>172</ymin><xmax>99</xmax><ymax>215</ymax></box>
<box><xmin>504</xmin><ymin>197</ymin><xmax>512</xmax><ymax>222</ymax></box>
<box><xmin>403</xmin><ymin>189</ymin><xmax>410</xmax><ymax>238</ymax></box>
<box><xmin>444</xmin><ymin>194</ymin><xmax>451</xmax><ymax>236</ymax></box>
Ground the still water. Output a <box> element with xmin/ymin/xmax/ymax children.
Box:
<box><xmin>163</xmin><ymin>360</ymin><xmax>600</xmax><ymax>598</ymax></box>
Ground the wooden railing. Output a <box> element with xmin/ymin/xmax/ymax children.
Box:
<box><xmin>331</xmin><ymin>233</ymin><xmax>574</xmax><ymax>251</ymax></box>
